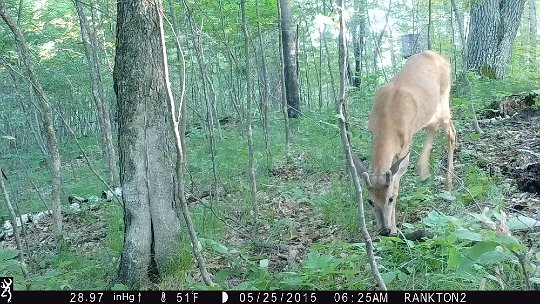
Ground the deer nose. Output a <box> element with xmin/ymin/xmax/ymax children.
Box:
<box><xmin>379</xmin><ymin>228</ymin><xmax>391</xmax><ymax>236</ymax></box>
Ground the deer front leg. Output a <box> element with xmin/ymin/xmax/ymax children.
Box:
<box><xmin>389</xmin><ymin>177</ymin><xmax>403</xmax><ymax>235</ymax></box>
<box><xmin>418</xmin><ymin>125</ymin><xmax>437</xmax><ymax>180</ymax></box>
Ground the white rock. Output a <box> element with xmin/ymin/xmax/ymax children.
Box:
<box><xmin>88</xmin><ymin>195</ymin><xmax>100</xmax><ymax>203</ymax></box>
<box><xmin>33</xmin><ymin>210</ymin><xmax>52</xmax><ymax>223</ymax></box>
<box><xmin>70</xmin><ymin>203</ymin><xmax>81</xmax><ymax>212</ymax></box>
<box><xmin>114</xmin><ymin>187</ymin><xmax>122</xmax><ymax>196</ymax></box>
<box><xmin>20</xmin><ymin>213</ymin><xmax>32</xmax><ymax>223</ymax></box>
<box><xmin>4</xmin><ymin>220</ymin><xmax>11</xmax><ymax>230</ymax></box>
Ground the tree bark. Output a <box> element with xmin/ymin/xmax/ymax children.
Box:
<box><xmin>74</xmin><ymin>0</ymin><xmax>118</xmax><ymax>187</ymax></box>
<box><xmin>350</xmin><ymin>0</ymin><xmax>366</xmax><ymax>88</ymax></box>
<box><xmin>451</xmin><ymin>0</ymin><xmax>467</xmax><ymax>71</ymax></box>
<box><xmin>0</xmin><ymin>168</ymin><xmax>24</xmax><ymax>262</ymax></box>
<box><xmin>256</xmin><ymin>0</ymin><xmax>272</xmax><ymax>170</ymax></box>
<box><xmin>451</xmin><ymin>0</ymin><xmax>481</xmax><ymax>133</ymax></box>
<box><xmin>466</xmin><ymin>0</ymin><xmax>527</xmax><ymax>79</ymax></box>
<box><xmin>0</xmin><ymin>0</ymin><xmax>63</xmax><ymax>241</ymax></box>
<box><xmin>114</xmin><ymin>0</ymin><xmax>181</xmax><ymax>288</ymax></box>
<box><xmin>241</xmin><ymin>0</ymin><xmax>258</xmax><ymax>220</ymax></box>
<box><xmin>278</xmin><ymin>0</ymin><xmax>291</xmax><ymax>153</ymax></box>
<box><xmin>529</xmin><ymin>0</ymin><xmax>537</xmax><ymax>68</ymax></box>
<box><xmin>278</xmin><ymin>0</ymin><xmax>301</xmax><ymax>118</ymax></box>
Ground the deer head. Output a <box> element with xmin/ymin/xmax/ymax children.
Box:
<box><xmin>353</xmin><ymin>153</ymin><xmax>409</xmax><ymax>236</ymax></box>
<box><xmin>351</xmin><ymin>50</ymin><xmax>456</xmax><ymax>236</ymax></box>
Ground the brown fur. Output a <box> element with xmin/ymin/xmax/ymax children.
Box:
<box><xmin>355</xmin><ymin>50</ymin><xmax>456</xmax><ymax>236</ymax></box>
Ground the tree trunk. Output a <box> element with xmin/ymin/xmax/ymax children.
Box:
<box><xmin>114</xmin><ymin>0</ymin><xmax>181</xmax><ymax>288</ymax></box>
<box><xmin>529</xmin><ymin>0</ymin><xmax>537</xmax><ymax>69</ymax></box>
<box><xmin>323</xmin><ymin>27</ymin><xmax>338</xmax><ymax>102</ymax></box>
<box><xmin>0</xmin><ymin>0</ymin><xmax>63</xmax><ymax>241</ymax></box>
<box><xmin>0</xmin><ymin>168</ymin><xmax>25</xmax><ymax>263</ymax></box>
<box><xmin>466</xmin><ymin>0</ymin><xmax>527</xmax><ymax>79</ymax></box>
<box><xmin>256</xmin><ymin>0</ymin><xmax>272</xmax><ymax>170</ymax></box>
<box><xmin>74</xmin><ymin>0</ymin><xmax>118</xmax><ymax>187</ymax></box>
<box><xmin>278</xmin><ymin>0</ymin><xmax>291</xmax><ymax>153</ymax></box>
<box><xmin>278</xmin><ymin>0</ymin><xmax>301</xmax><ymax>118</ymax></box>
<box><xmin>451</xmin><ymin>0</ymin><xmax>467</xmax><ymax>70</ymax></box>
<box><xmin>350</xmin><ymin>0</ymin><xmax>366</xmax><ymax>88</ymax></box>
<box><xmin>167</xmin><ymin>0</ymin><xmax>187</xmax><ymax>159</ymax></box>
<box><xmin>241</xmin><ymin>0</ymin><xmax>258</xmax><ymax>219</ymax></box>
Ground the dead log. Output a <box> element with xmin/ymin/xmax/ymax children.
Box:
<box><xmin>68</xmin><ymin>195</ymin><xmax>88</xmax><ymax>204</ymax></box>
<box><xmin>485</xmin><ymin>92</ymin><xmax>538</xmax><ymax>118</ymax></box>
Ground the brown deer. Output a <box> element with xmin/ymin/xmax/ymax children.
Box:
<box><xmin>353</xmin><ymin>50</ymin><xmax>456</xmax><ymax>236</ymax></box>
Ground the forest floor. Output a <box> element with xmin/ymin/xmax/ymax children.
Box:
<box><xmin>2</xmin><ymin>96</ymin><xmax>540</xmax><ymax>290</ymax></box>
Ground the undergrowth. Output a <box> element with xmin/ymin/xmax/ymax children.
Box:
<box><xmin>1</xmin><ymin>74</ymin><xmax>539</xmax><ymax>290</ymax></box>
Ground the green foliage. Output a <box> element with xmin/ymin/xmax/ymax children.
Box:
<box><xmin>1</xmin><ymin>0</ymin><xmax>538</xmax><ymax>292</ymax></box>
<box><xmin>0</xmin><ymin>248</ymin><xmax>27</xmax><ymax>290</ymax></box>
<box><xmin>373</xmin><ymin>210</ymin><xmax>530</xmax><ymax>290</ymax></box>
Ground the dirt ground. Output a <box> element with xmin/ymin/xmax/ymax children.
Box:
<box><xmin>2</xmin><ymin>98</ymin><xmax>539</xmax><ymax>288</ymax></box>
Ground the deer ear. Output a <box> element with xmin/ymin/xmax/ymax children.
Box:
<box><xmin>352</xmin><ymin>154</ymin><xmax>373</xmax><ymax>188</ymax></box>
<box><xmin>390</xmin><ymin>152</ymin><xmax>410</xmax><ymax>178</ymax></box>
<box><xmin>352</xmin><ymin>154</ymin><xmax>368</xmax><ymax>174</ymax></box>
<box><xmin>362</xmin><ymin>172</ymin><xmax>373</xmax><ymax>188</ymax></box>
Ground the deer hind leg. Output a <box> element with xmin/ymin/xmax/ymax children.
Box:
<box><xmin>418</xmin><ymin>125</ymin><xmax>437</xmax><ymax>180</ymax></box>
<box><xmin>444</xmin><ymin>119</ymin><xmax>456</xmax><ymax>191</ymax></box>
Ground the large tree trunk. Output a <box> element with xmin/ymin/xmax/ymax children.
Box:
<box><xmin>74</xmin><ymin>0</ymin><xmax>118</xmax><ymax>187</ymax></box>
<box><xmin>0</xmin><ymin>0</ymin><xmax>63</xmax><ymax>241</ymax></box>
<box><xmin>278</xmin><ymin>0</ymin><xmax>300</xmax><ymax>118</ymax></box>
<box><xmin>114</xmin><ymin>0</ymin><xmax>181</xmax><ymax>289</ymax></box>
<box><xmin>466</xmin><ymin>0</ymin><xmax>527</xmax><ymax>79</ymax></box>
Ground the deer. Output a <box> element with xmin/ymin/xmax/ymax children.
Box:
<box><xmin>353</xmin><ymin>50</ymin><xmax>456</xmax><ymax>236</ymax></box>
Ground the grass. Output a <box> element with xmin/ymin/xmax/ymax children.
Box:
<box><xmin>1</xmin><ymin>74</ymin><xmax>537</xmax><ymax>291</ymax></box>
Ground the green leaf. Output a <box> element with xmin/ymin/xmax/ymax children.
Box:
<box><xmin>507</xmin><ymin>215</ymin><xmax>540</xmax><ymax>231</ymax></box>
<box><xmin>280</xmin><ymin>275</ymin><xmax>306</xmax><ymax>287</ymax></box>
<box><xmin>214</xmin><ymin>269</ymin><xmax>233</xmax><ymax>285</ymax></box>
<box><xmin>469</xmin><ymin>185</ymin><xmax>485</xmax><ymax>198</ymax></box>
<box><xmin>304</xmin><ymin>252</ymin><xmax>340</xmax><ymax>270</ymax></box>
<box><xmin>457</xmin><ymin>241</ymin><xmax>498</xmax><ymax>275</ymax></box>
<box><xmin>200</xmin><ymin>238</ymin><xmax>229</xmax><ymax>254</ymax></box>
<box><xmin>467</xmin><ymin>133</ymin><xmax>481</xmax><ymax>141</ymax></box>
<box><xmin>468</xmin><ymin>241</ymin><xmax>499</xmax><ymax>258</ymax></box>
<box><xmin>381</xmin><ymin>270</ymin><xmax>401</xmax><ymax>285</ymax></box>
<box><xmin>454</xmin><ymin>229</ymin><xmax>483</xmax><ymax>242</ymax></box>
<box><xmin>476</xmin><ymin>250</ymin><xmax>510</xmax><ymax>265</ymax></box>
<box><xmin>438</xmin><ymin>191</ymin><xmax>456</xmax><ymax>201</ymax></box>
<box><xmin>491</xmin><ymin>235</ymin><xmax>525</xmax><ymax>251</ymax></box>
<box><xmin>447</xmin><ymin>247</ymin><xmax>461</xmax><ymax>269</ymax></box>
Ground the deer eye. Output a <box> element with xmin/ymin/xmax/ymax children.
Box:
<box><xmin>367</xmin><ymin>199</ymin><xmax>374</xmax><ymax>207</ymax></box>
<box><xmin>388</xmin><ymin>197</ymin><xmax>394</xmax><ymax>204</ymax></box>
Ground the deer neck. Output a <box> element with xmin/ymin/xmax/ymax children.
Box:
<box><xmin>371</xmin><ymin>134</ymin><xmax>401</xmax><ymax>174</ymax></box>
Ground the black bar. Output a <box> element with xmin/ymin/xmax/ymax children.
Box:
<box><xmin>5</xmin><ymin>290</ymin><xmax>539</xmax><ymax>304</ymax></box>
